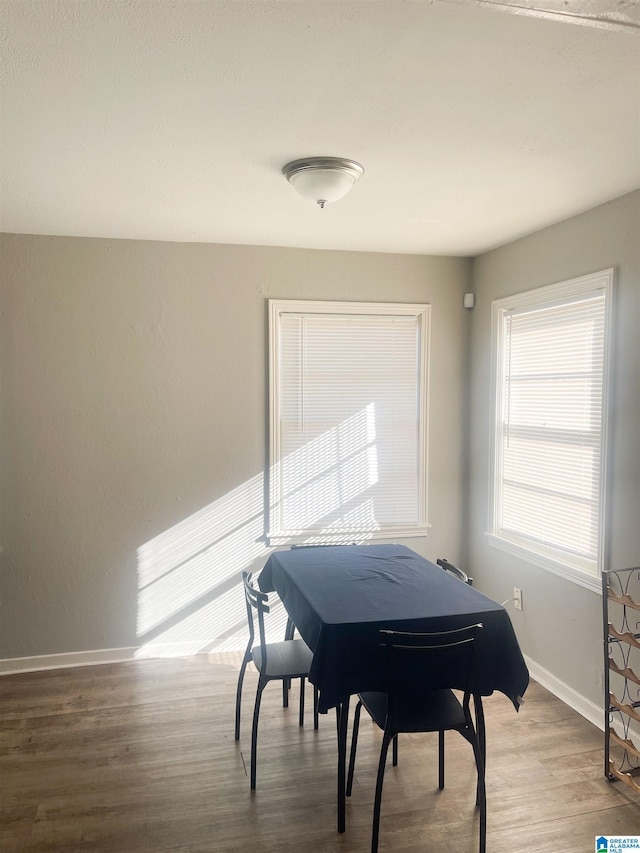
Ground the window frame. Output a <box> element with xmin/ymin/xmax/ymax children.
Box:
<box><xmin>486</xmin><ymin>268</ymin><xmax>614</xmax><ymax>593</ymax></box>
<box><xmin>267</xmin><ymin>299</ymin><xmax>431</xmax><ymax>545</ymax></box>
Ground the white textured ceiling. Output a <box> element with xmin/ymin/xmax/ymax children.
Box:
<box><xmin>1</xmin><ymin>0</ymin><xmax>639</xmax><ymax>256</ymax></box>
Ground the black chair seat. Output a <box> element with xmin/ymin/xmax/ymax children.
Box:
<box><xmin>359</xmin><ymin>688</ymin><xmax>467</xmax><ymax>734</ymax></box>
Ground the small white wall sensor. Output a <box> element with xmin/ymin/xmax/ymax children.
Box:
<box><xmin>463</xmin><ymin>293</ymin><xmax>475</xmax><ymax>309</ymax></box>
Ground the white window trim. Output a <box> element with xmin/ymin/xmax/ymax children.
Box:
<box><xmin>486</xmin><ymin>268</ymin><xmax>614</xmax><ymax>594</ymax></box>
<box><xmin>267</xmin><ymin>299</ymin><xmax>431</xmax><ymax>545</ymax></box>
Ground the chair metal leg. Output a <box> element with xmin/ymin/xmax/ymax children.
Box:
<box><xmin>250</xmin><ymin>677</ymin><xmax>267</xmax><ymax>790</ymax></box>
<box><xmin>299</xmin><ymin>676</ymin><xmax>306</xmax><ymax>726</ymax></box>
<box><xmin>474</xmin><ymin>695</ymin><xmax>486</xmax><ymax>806</ymax></box>
<box><xmin>371</xmin><ymin>729</ymin><xmax>394</xmax><ymax>853</ymax></box>
<box><xmin>438</xmin><ymin>730</ymin><xmax>445</xmax><ymax>789</ymax></box>
<box><xmin>475</xmin><ymin>696</ymin><xmax>486</xmax><ymax>762</ymax></box>
<box><xmin>281</xmin><ymin>620</ymin><xmax>295</xmax><ymax>708</ymax></box>
<box><xmin>234</xmin><ymin>650</ymin><xmax>252</xmax><ymax>741</ymax></box>
<box><xmin>336</xmin><ymin>696</ymin><xmax>350</xmax><ymax>833</ymax></box>
<box><xmin>392</xmin><ymin>734</ymin><xmax>398</xmax><ymax>767</ymax></box>
<box><xmin>313</xmin><ymin>686</ymin><xmax>319</xmax><ymax>730</ymax></box>
<box><xmin>346</xmin><ymin>700</ymin><xmax>363</xmax><ymax>797</ymax></box>
<box><xmin>470</xmin><ymin>733</ymin><xmax>487</xmax><ymax>853</ymax></box>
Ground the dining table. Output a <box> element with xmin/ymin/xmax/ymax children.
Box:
<box><xmin>258</xmin><ymin>542</ymin><xmax>529</xmax><ymax>833</ymax></box>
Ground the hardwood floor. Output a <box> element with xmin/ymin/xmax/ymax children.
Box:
<box><xmin>2</xmin><ymin>654</ymin><xmax>639</xmax><ymax>852</ymax></box>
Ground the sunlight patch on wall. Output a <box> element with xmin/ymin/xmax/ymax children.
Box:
<box><xmin>136</xmin><ymin>406</ymin><xmax>378</xmax><ymax>659</ymax></box>
<box><xmin>136</xmin><ymin>472</ymin><xmax>267</xmax><ymax>657</ymax></box>
<box><xmin>137</xmin><ymin>473</ymin><xmax>267</xmax><ymax>637</ymax></box>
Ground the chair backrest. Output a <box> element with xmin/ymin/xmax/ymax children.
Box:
<box><xmin>380</xmin><ymin>624</ymin><xmax>483</xmax><ymax>719</ymax></box>
<box><xmin>242</xmin><ymin>571</ymin><xmax>270</xmax><ymax>665</ymax></box>
<box><xmin>436</xmin><ymin>557</ymin><xmax>473</xmax><ymax>586</ymax></box>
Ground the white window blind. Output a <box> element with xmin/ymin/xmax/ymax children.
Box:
<box><xmin>489</xmin><ymin>270</ymin><xmax>613</xmax><ymax>585</ymax></box>
<box><xmin>268</xmin><ymin>300</ymin><xmax>430</xmax><ymax>543</ymax></box>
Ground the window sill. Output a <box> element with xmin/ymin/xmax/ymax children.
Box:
<box><xmin>267</xmin><ymin>525</ymin><xmax>430</xmax><ymax>548</ymax></box>
<box><xmin>484</xmin><ymin>532</ymin><xmax>601</xmax><ymax>594</ymax></box>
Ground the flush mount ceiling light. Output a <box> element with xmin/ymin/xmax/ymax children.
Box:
<box><xmin>282</xmin><ymin>157</ymin><xmax>364</xmax><ymax>209</ymax></box>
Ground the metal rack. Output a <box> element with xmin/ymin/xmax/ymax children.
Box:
<box><xmin>602</xmin><ymin>566</ymin><xmax>640</xmax><ymax>793</ymax></box>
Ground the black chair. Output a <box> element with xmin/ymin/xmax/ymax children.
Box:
<box><xmin>435</xmin><ymin>562</ymin><xmax>485</xmax><ymax>781</ymax></box>
<box><xmin>234</xmin><ymin>571</ymin><xmax>319</xmax><ymax>789</ymax></box>
<box><xmin>346</xmin><ymin>624</ymin><xmax>486</xmax><ymax>853</ymax></box>
<box><xmin>235</xmin><ymin>577</ymin><xmax>306</xmax><ymax>737</ymax></box>
<box><xmin>437</xmin><ymin>556</ymin><xmax>473</xmax><ymax>586</ymax></box>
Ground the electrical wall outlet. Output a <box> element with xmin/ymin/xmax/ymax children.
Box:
<box><xmin>514</xmin><ymin>587</ymin><xmax>523</xmax><ymax>610</ymax></box>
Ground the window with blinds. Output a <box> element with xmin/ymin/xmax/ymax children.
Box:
<box><xmin>488</xmin><ymin>269</ymin><xmax>613</xmax><ymax>587</ymax></box>
<box><xmin>268</xmin><ymin>300</ymin><xmax>430</xmax><ymax>543</ymax></box>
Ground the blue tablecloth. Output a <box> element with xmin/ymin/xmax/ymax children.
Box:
<box><xmin>259</xmin><ymin>543</ymin><xmax>529</xmax><ymax>713</ymax></box>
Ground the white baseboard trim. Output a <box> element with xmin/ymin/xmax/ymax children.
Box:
<box><xmin>524</xmin><ymin>654</ymin><xmax>604</xmax><ymax>732</ymax></box>
<box><xmin>0</xmin><ymin>647</ymin><xmax>139</xmax><ymax>675</ymax></box>
<box><xmin>0</xmin><ymin>642</ymin><xmax>247</xmax><ymax>675</ymax></box>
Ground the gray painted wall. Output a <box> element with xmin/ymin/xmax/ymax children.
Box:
<box><xmin>1</xmin><ymin>190</ymin><xmax>637</xmax><ymax>714</ymax></box>
<box><xmin>468</xmin><ymin>190</ymin><xmax>640</xmax><ymax>708</ymax></box>
<box><xmin>0</xmin><ymin>237</ymin><xmax>471</xmax><ymax>660</ymax></box>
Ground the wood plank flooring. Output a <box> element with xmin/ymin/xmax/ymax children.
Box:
<box><xmin>1</xmin><ymin>653</ymin><xmax>639</xmax><ymax>852</ymax></box>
